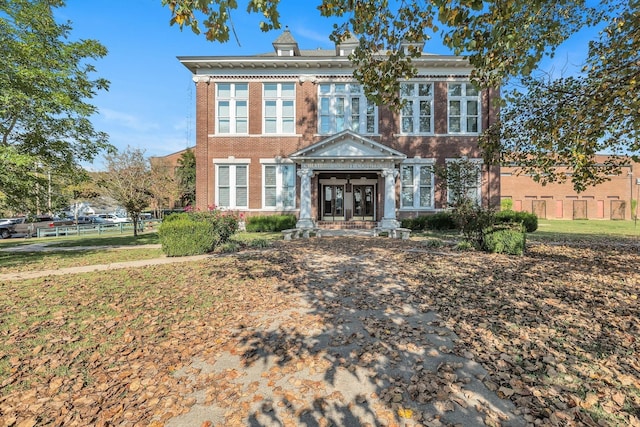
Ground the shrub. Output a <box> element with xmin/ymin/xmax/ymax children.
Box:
<box><xmin>454</xmin><ymin>240</ymin><xmax>474</xmax><ymax>251</ymax></box>
<box><xmin>158</xmin><ymin>219</ymin><xmax>219</xmax><ymax>256</ymax></box>
<box><xmin>424</xmin><ymin>212</ymin><xmax>457</xmax><ymax>230</ymax></box>
<box><xmin>482</xmin><ymin>224</ymin><xmax>526</xmax><ymax>255</ymax></box>
<box><xmin>494</xmin><ymin>210</ymin><xmax>538</xmax><ymax>232</ymax></box>
<box><xmin>158</xmin><ymin>210</ymin><xmax>239</xmax><ymax>256</ymax></box>
<box><xmin>501</xmin><ymin>198</ymin><xmax>514</xmax><ymax>211</ymax></box>
<box><xmin>245</xmin><ymin>214</ymin><xmax>297</xmax><ymax>232</ymax></box>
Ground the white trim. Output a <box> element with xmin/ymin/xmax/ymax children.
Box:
<box><xmin>262</xmin><ymin>163</ymin><xmax>297</xmax><ymax>210</ymax></box>
<box><xmin>400</xmin><ymin>159</ymin><xmax>436</xmax><ymax>210</ymax></box>
<box><xmin>212</xmin><ymin>157</ymin><xmax>251</xmax><ymax>164</ymax></box>
<box><xmin>447</xmin><ymin>82</ymin><xmax>481</xmax><ymax>135</ymax></box>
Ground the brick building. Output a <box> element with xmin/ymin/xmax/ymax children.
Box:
<box><xmin>178</xmin><ymin>29</ymin><xmax>500</xmax><ymax>229</ymax></box>
<box><xmin>149</xmin><ymin>147</ymin><xmax>194</xmax><ymax>209</ymax></box>
<box><xmin>501</xmin><ymin>157</ymin><xmax>639</xmax><ymax>220</ymax></box>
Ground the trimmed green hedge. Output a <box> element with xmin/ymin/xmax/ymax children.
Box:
<box><xmin>494</xmin><ymin>210</ymin><xmax>538</xmax><ymax>232</ymax></box>
<box><xmin>482</xmin><ymin>224</ymin><xmax>526</xmax><ymax>255</ymax></box>
<box><xmin>245</xmin><ymin>214</ymin><xmax>297</xmax><ymax>232</ymax></box>
<box><xmin>401</xmin><ymin>212</ymin><xmax>459</xmax><ymax>231</ymax></box>
<box><xmin>158</xmin><ymin>211</ymin><xmax>239</xmax><ymax>256</ymax></box>
<box><xmin>158</xmin><ymin>219</ymin><xmax>219</xmax><ymax>256</ymax></box>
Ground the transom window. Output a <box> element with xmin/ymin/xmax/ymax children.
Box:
<box><xmin>448</xmin><ymin>83</ymin><xmax>480</xmax><ymax>134</ymax></box>
<box><xmin>400</xmin><ymin>162</ymin><xmax>434</xmax><ymax>209</ymax></box>
<box><xmin>216</xmin><ymin>83</ymin><xmax>248</xmax><ymax>134</ymax></box>
<box><xmin>263</xmin><ymin>163</ymin><xmax>296</xmax><ymax>209</ymax></box>
<box><xmin>216</xmin><ymin>164</ymin><xmax>248</xmax><ymax>208</ymax></box>
<box><xmin>264</xmin><ymin>83</ymin><xmax>296</xmax><ymax>134</ymax></box>
<box><xmin>400</xmin><ymin>83</ymin><xmax>433</xmax><ymax>134</ymax></box>
<box><xmin>318</xmin><ymin>83</ymin><xmax>376</xmax><ymax>134</ymax></box>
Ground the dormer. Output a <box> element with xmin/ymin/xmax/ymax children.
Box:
<box><xmin>272</xmin><ymin>27</ymin><xmax>300</xmax><ymax>57</ymax></box>
<box><xmin>400</xmin><ymin>37</ymin><xmax>425</xmax><ymax>55</ymax></box>
<box><xmin>335</xmin><ymin>32</ymin><xmax>359</xmax><ymax>56</ymax></box>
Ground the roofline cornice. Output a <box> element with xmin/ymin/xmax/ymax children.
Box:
<box><xmin>178</xmin><ymin>55</ymin><xmax>470</xmax><ymax>73</ymax></box>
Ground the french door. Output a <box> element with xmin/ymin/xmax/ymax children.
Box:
<box><xmin>352</xmin><ymin>185</ymin><xmax>375</xmax><ymax>220</ymax></box>
<box><xmin>323</xmin><ymin>185</ymin><xmax>344</xmax><ymax>220</ymax></box>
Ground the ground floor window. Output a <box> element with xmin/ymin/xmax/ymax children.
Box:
<box><xmin>216</xmin><ymin>164</ymin><xmax>248</xmax><ymax>208</ymax></box>
<box><xmin>263</xmin><ymin>163</ymin><xmax>296</xmax><ymax>209</ymax></box>
<box><xmin>445</xmin><ymin>158</ymin><xmax>482</xmax><ymax>206</ymax></box>
<box><xmin>400</xmin><ymin>161</ymin><xmax>434</xmax><ymax>209</ymax></box>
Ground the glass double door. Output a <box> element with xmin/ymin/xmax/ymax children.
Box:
<box><xmin>322</xmin><ymin>184</ymin><xmax>374</xmax><ymax>221</ymax></box>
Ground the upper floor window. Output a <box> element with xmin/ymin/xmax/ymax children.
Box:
<box><xmin>264</xmin><ymin>83</ymin><xmax>296</xmax><ymax>134</ymax></box>
<box><xmin>263</xmin><ymin>163</ymin><xmax>296</xmax><ymax>209</ymax></box>
<box><xmin>448</xmin><ymin>83</ymin><xmax>480</xmax><ymax>134</ymax></box>
<box><xmin>216</xmin><ymin>83</ymin><xmax>248</xmax><ymax>134</ymax></box>
<box><xmin>400</xmin><ymin>162</ymin><xmax>434</xmax><ymax>209</ymax></box>
<box><xmin>216</xmin><ymin>164</ymin><xmax>248</xmax><ymax>208</ymax></box>
<box><xmin>318</xmin><ymin>83</ymin><xmax>376</xmax><ymax>135</ymax></box>
<box><xmin>400</xmin><ymin>83</ymin><xmax>433</xmax><ymax>134</ymax></box>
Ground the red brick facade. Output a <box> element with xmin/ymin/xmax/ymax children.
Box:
<box><xmin>179</xmin><ymin>30</ymin><xmax>500</xmax><ymax>227</ymax></box>
<box><xmin>501</xmin><ymin>158</ymin><xmax>639</xmax><ymax>220</ymax></box>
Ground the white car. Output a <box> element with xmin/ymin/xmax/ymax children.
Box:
<box><xmin>96</xmin><ymin>214</ymin><xmax>129</xmax><ymax>223</ymax></box>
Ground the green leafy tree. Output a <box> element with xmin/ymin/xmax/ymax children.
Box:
<box><xmin>176</xmin><ymin>148</ymin><xmax>196</xmax><ymax>207</ymax></box>
<box><xmin>481</xmin><ymin>2</ymin><xmax>639</xmax><ymax>192</ymax></box>
<box><xmin>161</xmin><ymin>0</ymin><xmax>638</xmax><ymax>190</ymax></box>
<box><xmin>0</xmin><ymin>0</ymin><xmax>112</xmax><ymax>212</ymax></box>
<box><xmin>99</xmin><ymin>147</ymin><xmax>153</xmax><ymax>237</ymax></box>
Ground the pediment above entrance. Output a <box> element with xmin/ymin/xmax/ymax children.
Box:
<box><xmin>289</xmin><ymin>130</ymin><xmax>406</xmax><ymax>163</ymax></box>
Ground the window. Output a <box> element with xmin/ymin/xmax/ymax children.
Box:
<box><xmin>448</xmin><ymin>83</ymin><xmax>480</xmax><ymax>134</ymax></box>
<box><xmin>445</xmin><ymin>159</ymin><xmax>482</xmax><ymax>206</ymax></box>
<box><xmin>216</xmin><ymin>83</ymin><xmax>248</xmax><ymax>134</ymax></box>
<box><xmin>264</xmin><ymin>83</ymin><xmax>296</xmax><ymax>134</ymax></box>
<box><xmin>400</xmin><ymin>83</ymin><xmax>433</xmax><ymax>134</ymax></box>
<box><xmin>263</xmin><ymin>163</ymin><xmax>296</xmax><ymax>209</ymax></box>
<box><xmin>216</xmin><ymin>164</ymin><xmax>248</xmax><ymax>208</ymax></box>
<box><xmin>400</xmin><ymin>162</ymin><xmax>434</xmax><ymax>209</ymax></box>
<box><xmin>318</xmin><ymin>83</ymin><xmax>376</xmax><ymax>134</ymax></box>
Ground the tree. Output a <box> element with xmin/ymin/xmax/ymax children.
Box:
<box><xmin>161</xmin><ymin>0</ymin><xmax>638</xmax><ymax>190</ymax></box>
<box><xmin>0</xmin><ymin>0</ymin><xmax>112</xmax><ymax>213</ymax></box>
<box><xmin>99</xmin><ymin>148</ymin><xmax>153</xmax><ymax>237</ymax></box>
<box><xmin>148</xmin><ymin>158</ymin><xmax>181</xmax><ymax>217</ymax></box>
<box><xmin>480</xmin><ymin>2</ymin><xmax>639</xmax><ymax>192</ymax></box>
<box><xmin>176</xmin><ymin>148</ymin><xmax>196</xmax><ymax>207</ymax></box>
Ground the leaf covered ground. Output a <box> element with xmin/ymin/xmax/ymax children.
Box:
<box><xmin>0</xmin><ymin>237</ymin><xmax>638</xmax><ymax>426</ymax></box>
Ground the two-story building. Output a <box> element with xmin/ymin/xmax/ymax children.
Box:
<box><xmin>178</xmin><ymin>29</ymin><xmax>500</xmax><ymax>229</ymax></box>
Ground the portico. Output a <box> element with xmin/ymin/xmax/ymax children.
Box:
<box><xmin>289</xmin><ymin>131</ymin><xmax>406</xmax><ymax>230</ymax></box>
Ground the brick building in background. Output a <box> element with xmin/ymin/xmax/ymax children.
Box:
<box><xmin>501</xmin><ymin>156</ymin><xmax>639</xmax><ymax>220</ymax></box>
<box><xmin>178</xmin><ymin>29</ymin><xmax>500</xmax><ymax>229</ymax></box>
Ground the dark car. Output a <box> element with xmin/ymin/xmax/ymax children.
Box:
<box><xmin>75</xmin><ymin>216</ymin><xmax>108</xmax><ymax>225</ymax></box>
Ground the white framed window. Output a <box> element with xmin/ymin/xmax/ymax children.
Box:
<box><xmin>318</xmin><ymin>83</ymin><xmax>377</xmax><ymax>134</ymax></box>
<box><xmin>216</xmin><ymin>83</ymin><xmax>248</xmax><ymax>134</ymax></box>
<box><xmin>445</xmin><ymin>158</ymin><xmax>482</xmax><ymax>206</ymax></box>
<box><xmin>400</xmin><ymin>160</ymin><xmax>435</xmax><ymax>209</ymax></box>
<box><xmin>400</xmin><ymin>83</ymin><xmax>433</xmax><ymax>134</ymax></box>
<box><xmin>448</xmin><ymin>83</ymin><xmax>480</xmax><ymax>134</ymax></box>
<box><xmin>215</xmin><ymin>164</ymin><xmax>248</xmax><ymax>208</ymax></box>
<box><xmin>262</xmin><ymin>161</ymin><xmax>296</xmax><ymax>209</ymax></box>
<box><xmin>263</xmin><ymin>83</ymin><xmax>296</xmax><ymax>134</ymax></box>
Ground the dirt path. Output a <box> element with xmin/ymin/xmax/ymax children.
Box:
<box><xmin>165</xmin><ymin>245</ymin><xmax>527</xmax><ymax>426</ymax></box>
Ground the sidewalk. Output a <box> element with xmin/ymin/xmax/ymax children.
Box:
<box><xmin>0</xmin><ymin>244</ymin><xmax>210</xmax><ymax>281</ymax></box>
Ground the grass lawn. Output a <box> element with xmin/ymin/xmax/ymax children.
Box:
<box><xmin>533</xmin><ymin>219</ymin><xmax>640</xmax><ymax>241</ymax></box>
<box><xmin>0</xmin><ymin>235</ymin><xmax>638</xmax><ymax>426</ymax></box>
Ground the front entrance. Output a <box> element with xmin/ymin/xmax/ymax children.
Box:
<box><xmin>323</xmin><ymin>185</ymin><xmax>344</xmax><ymax>220</ymax></box>
<box><xmin>352</xmin><ymin>185</ymin><xmax>374</xmax><ymax>220</ymax></box>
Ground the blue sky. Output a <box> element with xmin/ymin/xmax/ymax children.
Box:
<box><xmin>56</xmin><ymin>1</ymin><xmax>594</xmax><ymax>170</ymax></box>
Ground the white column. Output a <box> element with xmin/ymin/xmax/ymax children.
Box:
<box><xmin>296</xmin><ymin>168</ymin><xmax>315</xmax><ymax>229</ymax></box>
<box><xmin>380</xmin><ymin>167</ymin><xmax>400</xmax><ymax>229</ymax></box>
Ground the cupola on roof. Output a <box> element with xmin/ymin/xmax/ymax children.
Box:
<box><xmin>272</xmin><ymin>27</ymin><xmax>300</xmax><ymax>56</ymax></box>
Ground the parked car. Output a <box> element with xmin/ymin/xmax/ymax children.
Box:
<box><xmin>74</xmin><ymin>215</ymin><xmax>108</xmax><ymax>225</ymax></box>
<box><xmin>9</xmin><ymin>216</ymin><xmax>74</xmax><ymax>238</ymax></box>
<box><xmin>0</xmin><ymin>218</ymin><xmax>21</xmax><ymax>239</ymax></box>
<box><xmin>96</xmin><ymin>213</ymin><xmax>129</xmax><ymax>224</ymax></box>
